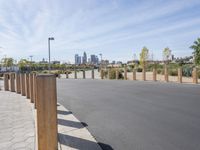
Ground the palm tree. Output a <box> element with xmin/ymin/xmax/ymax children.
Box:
<box><xmin>190</xmin><ymin>38</ymin><xmax>200</xmax><ymax>65</ymax></box>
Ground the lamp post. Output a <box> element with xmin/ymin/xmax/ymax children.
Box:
<box><xmin>29</xmin><ymin>55</ymin><xmax>33</xmax><ymax>62</ymax></box>
<box><xmin>99</xmin><ymin>53</ymin><xmax>102</xmax><ymax>62</ymax></box>
<box><xmin>48</xmin><ymin>37</ymin><xmax>54</xmax><ymax>73</ymax></box>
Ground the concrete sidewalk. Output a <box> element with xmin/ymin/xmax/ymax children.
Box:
<box><xmin>0</xmin><ymin>80</ymin><xmax>102</xmax><ymax>150</ymax></box>
<box><xmin>0</xmin><ymin>91</ymin><xmax>35</xmax><ymax>150</ymax></box>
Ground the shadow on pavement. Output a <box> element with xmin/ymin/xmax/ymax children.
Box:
<box><xmin>58</xmin><ymin>118</ymin><xmax>87</xmax><ymax>129</ymax></box>
<box><xmin>58</xmin><ymin>133</ymin><xmax>114</xmax><ymax>150</ymax></box>
<box><xmin>81</xmin><ymin>122</ymin><xmax>88</xmax><ymax>127</ymax></box>
<box><xmin>98</xmin><ymin>142</ymin><xmax>114</xmax><ymax>150</ymax></box>
<box><xmin>57</xmin><ymin>109</ymin><xmax>72</xmax><ymax>115</ymax></box>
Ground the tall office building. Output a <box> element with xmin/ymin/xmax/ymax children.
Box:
<box><xmin>82</xmin><ymin>52</ymin><xmax>87</xmax><ymax>64</ymax></box>
<box><xmin>75</xmin><ymin>54</ymin><xmax>81</xmax><ymax>65</ymax></box>
<box><xmin>90</xmin><ymin>55</ymin><xmax>99</xmax><ymax>64</ymax></box>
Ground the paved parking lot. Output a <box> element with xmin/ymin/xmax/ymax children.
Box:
<box><xmin>57</xmin><ymin>79</ymin><xmax>200</xmax><ymax>150</ymax></box>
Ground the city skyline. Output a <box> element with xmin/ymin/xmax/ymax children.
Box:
<box><xmin>75</xmin><ymin>52</ymin><xmax>99</xmax><ymax>65</ymax></box>
<box><xmin>0</xmin><ymin>0</ymin><xmax>200</xmax><ymax>63</ymax></box>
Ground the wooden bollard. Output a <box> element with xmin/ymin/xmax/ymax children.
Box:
<box><xmin>10</xmin><ymin>73</ymin><xmax>15</xmax><ymax>92</ymax></box>
<box><xmin>33</xmin><ymin>74</ymin><xmax>37</xmax><ymax>108</ymax></box>
<box><xmin>20</xmin><ymin>74</ymin><xmax>26</xmax><ymax>96</ymax></box>
<box><xmin>74</xmin><ymin>69</ymin><xmax>77</xmax><ymax>79</ymax></box>
<box><xmin>15</xmin><ymin>73</ymin><xmax>21</xmax><ymax>94</ymax></box>
<box><xmin>4</xmin><ymin>73</ymin><xmax>9</xmax><ymax>91</ymax></box>
<box><xmin>178</xmin><ymin>68</ymin><xmax>182</xmax><ymax>83</ymax></box>
<box><xmin>29</xmin><ymin>74</ymin><xmax>34</xmax><ymax>103</ymax></box>
<box><xmin>83</xmin><ymin>70</ymin><xmax>86</xmax><ymax>79</ymax></box>
<box><xmin>153</xmin><ymin>67</ymin><xmax>157</xmax><ymax>81</ymax></box>
<box><xmin>116</xmin><ymin>69</ymin><xmax>119</xmax><ymax>80</ymax></box>
<box><xmin>36</xmin><ymin>75</ymin><xmax>58</xmax><ymax>150</ymax></box>
<box><xmin>192</xmin><ymin>68</ymin><xmax>198</xmax><ymax>84</ymax></box>
<box><xmin>66</xmin><ymin>71</ymin><xmax>68</xmax><ymax>79</ymax></box>
<box><xmin>164</xmin><ymin>64</ymin><xmax>169</xmax><ymax>82</ymax></box>
<box><xmin>91</xmin><ymin>68</ymin><xmax>94</xmax><ymax>79</ymax></box>
<box><xmin>25</xmin><ymin>73</ymin><xmax>30</xmax><ymax>99</ymax></box>
<box><xmin>108</xmin><ymin>69</ymin><xmax>110</xmax><ymax>79</ymax></box>
<box><xmin>133</xmin><ymin>69</ymin><xmax>136</xmax><ymax>80</ymax></box>
<box><xmin>100</xmin><ymin>69</ymin><xmax>104</xmax><ymax>79</ymax></box>
<box><xmin>124</xmin><ymin>66</ymin><xmax>127</xmax><ymax>80</ymax></box>
<box><xmin>142</xmin><ymin>65</ymin><xmax>146</xmax><ymax>81</ymax></box>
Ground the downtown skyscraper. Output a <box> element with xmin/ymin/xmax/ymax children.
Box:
<box><xmin>82</xmin><ymin>52</ymin><xmax>87</xmax><ymax>64</ymax></box>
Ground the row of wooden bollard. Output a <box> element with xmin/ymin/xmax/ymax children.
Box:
<box><xmin>100</xmin><ymin>67</ymin><xmax>198</xmax><ymax>84</ymax></box>
<box><xmin>65</xmin><ymin>68</ymin><xmax>95</xmax><ymax>79</ymax></box>
<box><xmin>4</xmin><ymin>73</ymin><xmax>58</xmax><ymax>150</ymax></box>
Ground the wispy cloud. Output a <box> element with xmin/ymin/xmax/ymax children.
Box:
<box><xmin>0</xmin><ymin>0</ymin><xmax>200</xmax><ymax>62</ymax></box>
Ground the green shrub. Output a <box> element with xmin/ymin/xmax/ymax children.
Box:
<box><xmin>182</xmin><ymin>67</ymin><xmax>192</xmax><ymax>77</ymax></box>
<box><xmin>103</xmin><ymin>70</ymin><xmax>108</xmax><ymax>78</ymax></box>
<box><xmin>109</xmin><ymin>69</ymin><xmax>116</xmax><ymax>79</ymax></box>
<box><xmin>42</xmin><ymin>70</ymin><xmax>48</xmax><ymax>74</ymax></box>
<box><xmin>146</xmin><ymin>64</ymin><xmax>154</xmax><ymax>72</ymax></box>
<box><xmin>169</xmin><ymin>69</ymin><xmax>178</xmax><ymax>76</ymax></box>
<box><xmin>157</xmin><ymin>69</ymin><xmax>164</xmax><ymax>74</ymax></box>
<box><xmin>65</xmin><ymin>71</ymin><xmax>72</xmax><ymax>74</ymax></box>
<box><xmin>137</xmin><ymin>68</ymin><xmax>143</xmax><ymax>72</ymax></box>
<box><xmin>105</xmin><ymin>69</ymin><xmax>124</xmax><ymax>79</ymax></box>
<box><xmin>58</xmin><ymin>70</ymin><xmax>64</xmax><ymax>74</ymax></box>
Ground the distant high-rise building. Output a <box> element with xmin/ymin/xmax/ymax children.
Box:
<box><xmin>75</xmin><ymin>54</ymin><xmax>81</xmax><ymax>65</ymax></box>
<box><xmin>171</xmin><ymin>54</ymin><xmax>175</xmax><ymax>60</ymax></box>
<box><xmin>112</xmin><ymin>61</ymin><xmax>116</xmax><ymax>64</ymax></box>
<box><xmin>82</xmin><ymin>52</ymin><xmax>87</xmax><ymax>64</ymax></box>
<box><xmin>90</xmin><ymin>55</ymin><xmax>99</xmax><ymax>64</ymax></box>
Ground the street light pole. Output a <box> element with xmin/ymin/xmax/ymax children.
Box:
<box><xmin>48</xmin><ymin>37</ymin><xmax>54</xmax><ymax>73</ymax></box>
<box><xmin>29</xmin><ymin>55</ymin><xmax>33</xmax><ymax>62</ymax></box>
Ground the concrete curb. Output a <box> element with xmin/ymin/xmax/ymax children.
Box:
<box><xmin>57</xmin><ymin>103</ymin><xmax>102</xmax><ymax>150</ymax></box>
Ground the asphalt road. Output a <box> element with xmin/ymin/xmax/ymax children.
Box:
<box><xmin>57</xmin><ymin>79</ymin><xmax>200</xmax><ymax>150</ymax></box>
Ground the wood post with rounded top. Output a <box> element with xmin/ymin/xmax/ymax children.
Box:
<box><xmin>192</xmin><ymin>67</ymin><xmax>198</xmax><ymax>84</ymax></box>
<box><xmin>15</xmin><ymin>73</ymin><xmax>21</xmax><ymax>94</ymax></box>
<box><xmin>10</xmin><ymin>73</ymin><xmax>15</xmax><ymax>92</ymax></box>
<box><xmin>4</xmin><ymin>73</ymin><xmax>9</xmax><ymax>91</ymax></box>
<box><xmin>25</xmin><ymin>73</ymin><xmax>30</xmax><ymax>99</ymax></box>
<box><xmin>36</xmin><ymin>74</ymin><xmax>58</xmax><ymax>150</ymax></box>
<box><xmin>164</xmin><ymin>64</ymin><xmax>169</xmax><ymax>82</ymax></box>
<box><xmin>29</xmin><ymin>74</ymin><xmax>34</xmax><ymax>103</ymax></box>
<box><xmin>20</xmin><ymin>74</ymin><xmax>26</xmax><ymax>96</ymax></box>
<box><xmin>178</xmin><ymin>67</ymin><xmax>182</xmax><ymax>83</ymax></box>
<box><xmin>133</xmin><ymin>69</ymin><xmax>136</xmax><ymax>80</ymax></box>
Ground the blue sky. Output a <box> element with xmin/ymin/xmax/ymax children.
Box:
<box><xmin>0</xmin><ymin>0</ymin><xmax>200</xmax><ymax>63</ymax></box>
